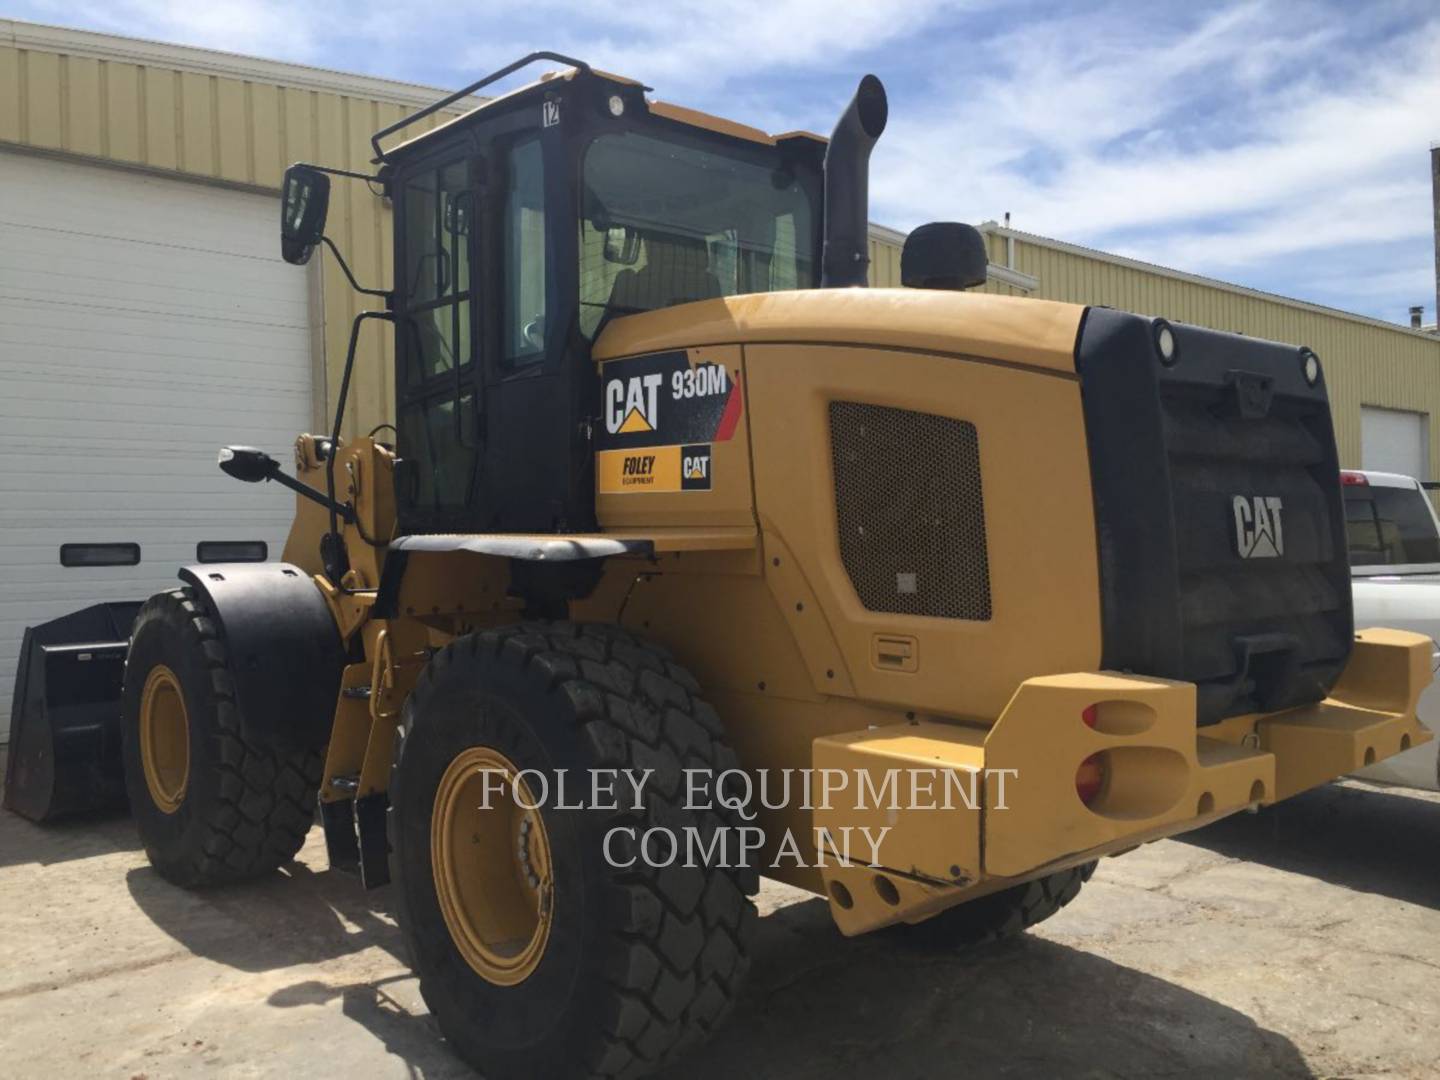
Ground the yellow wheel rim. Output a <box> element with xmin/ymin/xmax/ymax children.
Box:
<box><xmin>432</xmin><ymin>747</ymin><xmax>554</xmax><ymax>986</ymax></box>
<box><xmin>138</xmin><ymin>665</ymin><xmax>190</xmax><ymax>814</ymax></box>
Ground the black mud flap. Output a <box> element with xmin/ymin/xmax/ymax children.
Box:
<box><xmin>3</xmin><ymin>602</ymin><xmax>141</xmax><ymax>822</ymax></box>
<box><xmin>178</xmin><ymin>562</ymin><xmax>345</xmax><ymax>747</ymax></box>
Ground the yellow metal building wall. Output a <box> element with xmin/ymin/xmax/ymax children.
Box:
<box><xmin>0</xmin><ymin>38</ymin><xmax>460</xmax><ymax>438</ymax></box>
<box><xmin>871</xmin><ymin>230</ymin><xmax>1440</xmax><ymax>475</ymax></box>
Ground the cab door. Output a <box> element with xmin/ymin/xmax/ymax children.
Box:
<box><xmin>393</xmin><ymin>101</ymin><xmax>592</xmax><ymax>536</ymax></box>
<box><xmin>480</xmin><ymin>126</ymin><xmax>595</xmax><ymax>533</ymax></box>
<box><xmin>393</xmin><ymin>151</ymin><xmax>482</xmax><ymax>532</ymax></box>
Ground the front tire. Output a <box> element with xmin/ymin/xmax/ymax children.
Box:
<box><xmin>120</xmin><ymin>588</ymin><xmax>323</xmax><ymax>888</ymax></box>
<box><xmin>391</xmin><ymin>622</ymin><xmax>757</xmax><ymax>1079</ymax></box>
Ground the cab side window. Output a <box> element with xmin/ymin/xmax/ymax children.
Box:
<box><xmin>396</xmin><ymin>157</ymin><xmax>479</xmax><ymax>515</ymax></box>
<box><xmin>401</xmin><ymin>160</ymin><xmax>474</xmax><ymax>386</ymax></box>
<box><xmin>501</xmin><ymin>137</ymin><xmax>547</xmax><ymax>367</ymax></box>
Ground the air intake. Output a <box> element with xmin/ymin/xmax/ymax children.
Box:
<box><xmin>829</xmin><ymin>401</ymin><xmax>992</xmax><ymax>620</ymax></box>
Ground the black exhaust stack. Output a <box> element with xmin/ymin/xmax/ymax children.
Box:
<box><xmin>821</xmin><ymin>75</ymin><xmax>888</xmax><ymax>288</ymax></box>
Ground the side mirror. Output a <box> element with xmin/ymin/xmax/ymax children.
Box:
<box><xmin>901</xmin><ymin>222</ymin><xmax>988</xmax><ymax>291</ymax></box>
<box><xmin>603</xmin><ymin>225</ymin><xmax>642</xmax><ymax>266</ymax></box>
<box><xmin>443</xmin><ymin>190</ymin><xmax>472</xmax><ymax>237</ymax></box>
<box><xmin>280</xmin><ymin>165</ymin><xmax>331</xmax><ymax>265</ymax></box>
<box><xmin>218</xmin><ymin>446</ymin><xmax>280</xmax><ymax>483</ymax></box>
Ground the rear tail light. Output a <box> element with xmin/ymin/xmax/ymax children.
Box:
<box><xmin>1340</xmin><ymin>470</ymin><xmax>1368</xmax><ymax>486</ymax></box>
<box><xmin>1076</xmin><ymin>705</ymin><xmax>1106</xmax><ymax>805</ymax></box>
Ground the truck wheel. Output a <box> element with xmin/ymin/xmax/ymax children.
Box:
<box><xmin>391</xmin><ymin>622</ymin><xmax>757</xmax><ymax>1080</ymax></box>
<box><xmin>120</xmin><ymin>588</ymin><xmax>323</xmax><ymax>888</ymax></box>
<box><xmin>899</xmin><ymin>861</ymin><xmax>1096</xmax><ymax>948</ymax></box>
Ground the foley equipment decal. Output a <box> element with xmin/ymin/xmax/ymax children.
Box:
<box><xmin>597</xmin><ymin>352</ymin><xmax>739</xmax><ymax>494</ymax></box>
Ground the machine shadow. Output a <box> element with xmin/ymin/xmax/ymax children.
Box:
<box><xmin>1180</xmin><ymin>781</ymin><xmax>1439</xmax><ymax>909</ymax></box>
<box><xmin>252</xmin><ymin>890</ymin><xmax>1313</xmax><ymax>1080</ymax></box>
<box><xmin>658</xmin><ymin>896</ymin><xmax>1312</xmax><ymax>1079</ymax></box>
<box><xmin>124</xmin><ymin>843</ymin><xmax>406</xmax><ymax>973</ymax></box>
<box><xmin>123</xmin><ymin>829</ymin><xmax>1312</xmax><ymax>1078</ymax></box>
<box><xmin>267</xmin><ymin>975</ymin><xmax>470</xmax><ymax>1080</ymax></box>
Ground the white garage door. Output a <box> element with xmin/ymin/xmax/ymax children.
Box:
<box><xmin>1361</xmin><ymin>406</ymin><xmax>1430</xmax><ymax>481</ymax></box>
<box><xmin>0</xmin><ymin>151</ymin><xmax>313</xmax><ymax>740</ymax></box>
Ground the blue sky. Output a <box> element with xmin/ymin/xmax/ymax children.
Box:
<box><xmin>6</xmin><ymin>0</ymin><xmax>1439</xmax><ymax>324</ymax></box>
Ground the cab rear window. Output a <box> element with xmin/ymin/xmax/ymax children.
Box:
<box><xmin>1344</xmin><ymin>485</ymin><xmax>1440</xmax><ymax>565</ymax></box>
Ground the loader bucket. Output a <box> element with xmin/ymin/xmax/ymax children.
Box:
<box><xmin>3</xmin><ymin>601</ymin><xmax>141</xmax><ymax>822</ymax></box>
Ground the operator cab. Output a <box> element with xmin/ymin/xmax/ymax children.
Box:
<box><xmin>369</xmin><ymin>63</ymin><xmax>824</xmax><ymax>536</ymax></box>
<box><xmin>275</xmin><ymin>54</ymin><xmax>978</xmax><ymax>572</ymax></box>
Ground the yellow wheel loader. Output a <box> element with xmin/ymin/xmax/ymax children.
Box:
<box><xmin>5</xmin><ymin>52</ymin><xmax>1434</xmax><ymax>1078</ymax></box>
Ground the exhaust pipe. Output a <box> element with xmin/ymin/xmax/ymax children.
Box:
<box><xmin>821</xmin><ymin>74</ymin><xmax>888</xmax><ymax>288</ymax></box>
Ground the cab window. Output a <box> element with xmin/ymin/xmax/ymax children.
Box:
<box><xmin>501</xmin><ymin>136</ymin><xmax>548</xmax><ymax>367</ymax></box>
<box><xmin>396</xmin><ymin>157</ymin><xmax>479</xmax><ymax>515</ymax></box>
<box><xmin>1345</xmin><ymin>484</ymin><xmax>1440</xmax><ymax>565</ymax></box>
<box><xmin>400</xmin><ymin>159</ymin><xmax>474</xmax><ymax>386</ymax></box>
<box><xmin>578</xmin><ymin>132</ymin><xmax>817</xmax><ymax>338</ymax></box>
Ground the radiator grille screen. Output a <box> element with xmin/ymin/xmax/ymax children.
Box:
<box><xmin>829</xmin><ymin>401</ymin><xmax>992</xmax><ymax>620</ymax></box>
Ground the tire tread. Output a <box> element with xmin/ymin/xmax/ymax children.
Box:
<box><xmin>397</xmin><ymin>621</ymin><xmax>756</xmax><ymax>1079</ymax></box>
<box><xmin>125</xmin><ymin>588</ymin><xmax>322</xmax><ymax>887</ymax></box>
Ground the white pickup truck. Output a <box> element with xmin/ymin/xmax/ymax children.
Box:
<box><xmin>1346</xmin><ymin>468</ymin><xmax>1440</xmax><ymax>789</ymax></box>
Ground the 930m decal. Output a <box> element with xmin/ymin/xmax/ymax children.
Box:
<box><xmin>597</xmin><ymin>351</ymin><xmax>738</xmax><ymax>494</ymax></box>
<box><xmin>599</xmin><ymin>351</ymin><xmax>740</xmax><ymax>449</ymax></box>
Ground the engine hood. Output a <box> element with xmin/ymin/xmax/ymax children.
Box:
<box><xmin>592</xmin><ymin>288</ymin><xmax>1085</xmax><ymax>374</ymax></box>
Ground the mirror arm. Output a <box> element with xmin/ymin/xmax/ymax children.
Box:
<box><xmin>291</xmin><ymin>161</ymin><xmax>382</xmax><ymax>185</ymax></box>
<box><xmin>265</xmin><ymin>466</ymin><xmax>355</xmax><ymax>522</ymax></box>
<box><xmin>320</xmin><ymin>236</ymin><xmax>390</xmax><ymax>299</ymax></box>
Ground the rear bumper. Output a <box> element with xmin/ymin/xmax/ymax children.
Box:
<box><xmin>813</xmin><ymin>627</ymin><xmax>1432</xmax><ymax>935</ymax></box>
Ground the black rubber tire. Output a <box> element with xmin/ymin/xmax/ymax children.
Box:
<box><xmin>119</xmin><ymin>587</ymin><xmax>323</xmax><ymax>888</ymax></box>
<box><xmin>897</xmin><ymin>861</ymin><xmax>1097</xmax><ymax>949</ymax></box>
<box><xmin>391</xmin><ymin>622</ymin><xmax>758</xmax><ymax>1080</ymax></box>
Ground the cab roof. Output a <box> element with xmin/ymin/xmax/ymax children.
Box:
<box><xmin>377</xmin><ymin>62</ymin><xmax>827</xmax><ymax>163</ymax></box>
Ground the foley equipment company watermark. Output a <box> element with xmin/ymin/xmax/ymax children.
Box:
<box><xmin>478</xmin><ymin>765</ymin><xmax>1019</xmax><ymax>871</ymax></box>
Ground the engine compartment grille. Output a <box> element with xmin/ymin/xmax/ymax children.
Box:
<box><xmin>829</xmin><ymin>401</ymin><xmax>992</xmax><ymax>620</ymax></box>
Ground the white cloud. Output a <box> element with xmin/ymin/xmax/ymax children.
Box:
<box><xmin>16</xmin><ymin>0</ymin><xmax>969</xmax><ymax>86</ymax></box>
<box><xmin>867</xmin><ymin>1</ymin><xmax>1440</xmax><ymax>319</ymax></box>
<box><xmin>21</xmin><ymin>0</ymin><xmax>325</xmax><ymax>60</ymax></box>
<box><xmin>454</xmin><ymin>0</ymin><xmax>969</xmax><ymax>90</ymax></box>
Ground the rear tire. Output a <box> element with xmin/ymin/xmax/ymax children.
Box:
<box><xmin>120</xmin><ymin>588</ymin><xmax>323</xmax><ymax>888</ymax></box>
<box><xmin>898</xmin><ymin>861</ymin><xmax>1096</xmax><ymax>949</ymax></box>
<box><xmin>391</xmin><ymin>622</ymin><xmax>757</xmax><ymax>1079</ymax></box>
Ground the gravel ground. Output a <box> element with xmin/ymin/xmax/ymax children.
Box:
<box><xmin>1</xmin><ymin>776</ymin><xmax>1436</xmax><ymax>1079</ymax></box>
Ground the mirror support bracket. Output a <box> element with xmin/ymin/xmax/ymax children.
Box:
<box><xmin>268</xmin><ymin>467</ymin><xmax>356</xmax><ymax>522</ymax></box>
<box><xmin>320</xmin><ymin>236</ymin><xmax>390</xmax><ymax>300</ymax></box>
